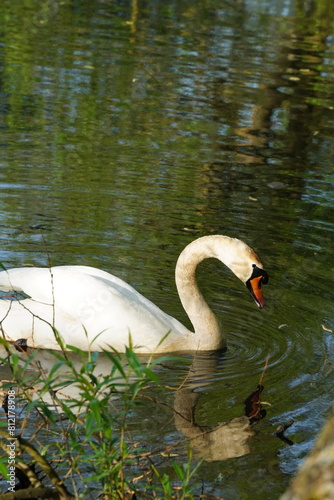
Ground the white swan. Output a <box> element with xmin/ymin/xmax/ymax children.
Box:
<box><xmin>0</xmin><ymin>235</ymin><xmax>268</xmax><ymax>353</ymax></box>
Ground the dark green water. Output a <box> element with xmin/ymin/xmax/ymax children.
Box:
<box><xmin>0</xmin><ymin>0</ymin><xmax>334</xmax><ymax>498</ymax></box>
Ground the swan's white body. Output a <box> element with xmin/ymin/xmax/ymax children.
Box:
<box><xmin>0</xmin><ymin>235</ymin><xmax>267</xmax><ymax>353</ymax></box>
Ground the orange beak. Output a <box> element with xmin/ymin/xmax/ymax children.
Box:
<box><xmin>249</xmin><ymin>276</ymin><xmax>265</xmax><ymax>308</ymax></box>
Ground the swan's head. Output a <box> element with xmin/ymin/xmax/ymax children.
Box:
<box><xmin>214</xmin><ymin>237</ymin><xmax>269</xmax><ymax>308</ymax></box>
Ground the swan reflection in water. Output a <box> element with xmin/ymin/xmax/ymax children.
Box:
<box><xmin>0</xmin><ymin>346</ymin><xmax>266</xmax><ymax>462</ymax></box>
<box><xmin>173</xmin><ymin>353</ymin><xmax>267</xmax><ymax>461</ymax></box>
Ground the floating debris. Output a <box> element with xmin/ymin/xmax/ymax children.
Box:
<box><xmin>244</xmin><ymin>384</ymin><xmax>268</xmax><ymax>424</ymax></box>
<box><xmin>274</xmin><ymin>420</ymin><xmax>294</xmax><ymax>446</ymax></box>
<box><xmin>268</xmin><ymin>182</ymin><xmax>287</xmax><ymax>189</ymax></box>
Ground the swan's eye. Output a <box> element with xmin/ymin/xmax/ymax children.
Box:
<box><xmin>261</xmin><ymin>271</ymin><xmax>268</xmax><ymax>285</ymax></box>
<box><xmin>250</xmin><ymin>265</ymin><xmax>268</xmax><ymax>285</ymax></box>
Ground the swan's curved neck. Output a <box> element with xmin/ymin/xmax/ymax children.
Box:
<box><xmin>175</xmin><ymin>236</ymin><xmax>233</xmax><ymax>350</ymax></box>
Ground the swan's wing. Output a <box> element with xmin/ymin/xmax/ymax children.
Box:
<box><xmin>0</xmin><ymin>266</ymin><xmax>155</xmax><ymax>308</ymax></box>
<box><xmin>56</xmin><ymin>265</ymin><xmax>145</xmax><ymax>296</ymax></box>
<box><xmin>0</xmin><ymin>267</ymin><xmax>90</xmax><ymax>348</ymax></box>
<box><xmin>0</xmin><ymin>266</ymin><xmax>190</xmax><ymax>351</ymax></box>
<box><xmin>50</xmin><ymin>267</ymin><xmax>191</xmax><ymax>349</ymax></box>
<box><xmin>0</xmin><ymin>267</ymin><xmax>56</xmax><ymax>303</ymax></box>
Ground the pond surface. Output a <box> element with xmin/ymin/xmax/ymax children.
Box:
<box><xmin>0</xmin><ymin>0</ymin><xmax>334</xmax><ymax>498</ymax></box>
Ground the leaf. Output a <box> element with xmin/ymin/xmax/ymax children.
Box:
<box><xmin>0</xmin><ymin>462</ymin><xmax>9</xmax><ymax>477</ymax></box>
<box><xmin>102</xmin><ymin>350</ymin><xmax>127</xmax><ymax>379</ymax></box>
<box><xmin>142</xmin><ymin>367</ymin><xmax>160</xmax><ymax>384</ymax></box>
<box><xmin>172</xmin><ymin>462</ymin><xmax>185</xmax><ymax>481</ymax></box>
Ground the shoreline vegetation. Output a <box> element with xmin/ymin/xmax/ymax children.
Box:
<box><xmin>0</xmin><ymin>336</ymin><xmax>333</xmax><ymax>499</ymax></box>
<box><xmin>0</xmin><ymin>336</ymin><xmax>204</xmax><ymax>499</ymax></box>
